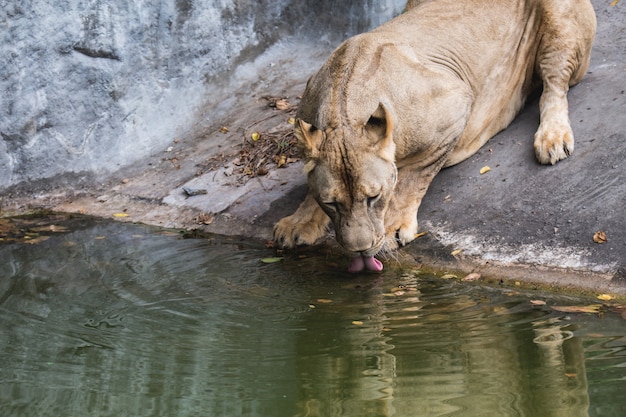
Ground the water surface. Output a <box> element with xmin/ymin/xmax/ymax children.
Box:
<box><xmin>0</xmin><ymin>215</ymin><xmax>624</xmax><ymax>416</ymax></box>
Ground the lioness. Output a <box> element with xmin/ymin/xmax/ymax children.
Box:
<box><xmin>274</xmin><ymin>0</ymin><xmax>596</xmax><ymax>271</ymax></box>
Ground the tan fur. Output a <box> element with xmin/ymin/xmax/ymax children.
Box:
<box><xmin>274</xmin><ymin>0</ymin><xmax>596</xmax><ymax>256</ymax></box>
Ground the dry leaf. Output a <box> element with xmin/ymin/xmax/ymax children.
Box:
<box><xmin>275</xmin><ymin>99</ymin><xmax>290</xmax><ymax>110</ymax></box>
<box><xmin>530</xmin><ymin>300</ymin><xmax>547</xmax><ymax>306</ymax></box>
<box><xmin>351</xmin><ymin>320</ymin><xmax>364</xmax><ymax>326</ymax></box>
<box><xmin>288</xmin><ymin>117</ymin><xmax>296</xmax><ymax>125</ymax></box>
<box><xmin>29</xmin><ymin>225</ymin><xmax>69</xmax><ymax>233</ymax></box>
<box><xmin>597</xmin><ymin>294</ymin><xmax>613</xmax><ymax>301</ymax></box>
<box><xmin>593</xmin><ymin>231</ymin><xmax>607</xmax><ymax>244</ymax></box>
<box><xmin>23</xmin><ymin>235</ymin><xmax>50</xmax><ymax>245</ymax></box>
<box><xmin>462</xmin><ymin>273</ymin><xmax>481</xmax><ymax>281</ymax></box>
<box><xmin>261</xmin><ymin>257</ymin><xmax>283</xmax><ymax>264</ymax></box>
<box><xmin>441</xmin><ymin>274</ymin><xmax>458</xmax><ymax>279</ymax></box>
<box><xmin>414</xmin><ymin>231</ymin><xmax>428</xmax><ymax>239</ymax></box>
<box><xmin>480</xmin><ymin>166</ymin><xmax>491</xmax><ymax>174</ymax></box>
<box><xmin>451</xmin><ymin>249</ymin><xmax>463</xmax><ymax>256</ymax></box>
<box><xmin>219</xmin><ymin>126</ymin><xmax>229</xmax><ymax>133</ymax></box>
<box><xmin>197</xmin><ymin>213</ymin><xmax>214</xmax><ymax>225</ymax></box>
<box><xmin>551</xmin><ymin>304</ymin><xmax>602</xmax><ymax>314</ymax></box>
<box><xmin>610</xmin><ymin>0</ymin><xmax>619</xmax><ymax>6</ymax></box>
<box><xmin>113</xmin><ymin>213</ymin><xmax>129</xmax><ymax>218</ymax></box>
<box><xmin>251</xmin><ymin>132</ymin><xmax>260</xmax><ymax>141</ymax></box>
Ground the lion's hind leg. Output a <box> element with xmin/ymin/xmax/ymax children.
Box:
<box><xmin>533</xmin><ymin>0</ymin><xmax>596</xmax><ymax>165</ymax></box>
<box><xmin>274</xmin><ymin>192</ymin><xmax>330</xmax><ymax>248</ymax></box>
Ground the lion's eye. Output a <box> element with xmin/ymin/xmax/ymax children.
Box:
<box><xmin>367</xmin><ymin>194</ymin><xmax>381</xmax><ymax>207</ymax></box>
<box><xmin>323</xmin><ymin>201</ymin><xmax>339</xmax><ymax>212</ymax></box>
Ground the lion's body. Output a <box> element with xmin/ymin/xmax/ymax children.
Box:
<box><xmin>274</xmin><ymin>0</ymin><xmax>596</xmax><ymax>257</ymax></box>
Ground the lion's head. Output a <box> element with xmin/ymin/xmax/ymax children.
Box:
<box><xmin>295</xmin><ymin>104</ymin><xmax>397</xmax><ymax>256</ymax></box>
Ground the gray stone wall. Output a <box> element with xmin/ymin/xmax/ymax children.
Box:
<box><xmin>0</xmin><ymin>0</ymin><xmax>406</xmax><ymax>191</ymax></box>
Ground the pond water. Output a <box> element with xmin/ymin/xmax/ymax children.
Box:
<box><xmin>0</xmin><ymin>215</ymin><xmax>625</xmax><ymax>417</ymax></box>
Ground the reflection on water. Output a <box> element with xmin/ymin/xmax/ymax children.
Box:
<box><xmin>0</xmin><ymin>216</ymin><xmax>624</xmax><ymax>417</ymax></box>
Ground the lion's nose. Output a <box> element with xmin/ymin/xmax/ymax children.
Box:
<box><xmin>339</xmin><ymin>230</ymin><xmax>376</xmax><ymax>253</ymax></box>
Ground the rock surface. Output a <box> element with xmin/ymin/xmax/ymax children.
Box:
<box><xmin>0</xmin><ymin>0</ymin><xmax>405</xmax><ymax>190</ymax></box>
<box><xmin>1</xmin><ymin>1</ymin><xmax>625</xmax><ymax>293</ymax></box>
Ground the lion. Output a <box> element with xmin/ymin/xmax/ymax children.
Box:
<box><xmin>274</xmin><ymin>0</ymin><xmax>596</xmax><ymax>272</ymax></box>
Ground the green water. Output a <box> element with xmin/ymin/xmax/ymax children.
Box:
<box><xmin>0</xmin><ymin>215</ymin><xmax>624</xmax><ymax>417</ymax></box>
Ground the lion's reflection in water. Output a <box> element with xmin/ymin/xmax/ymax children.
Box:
<box><xmin>294</xmin><ymin>279</ymin><xmax>590</xmax><ymax>417</ymax></box>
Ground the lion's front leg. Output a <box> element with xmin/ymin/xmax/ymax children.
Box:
<box><xmin>385</xmin><ymin>194</ymin><xmax>420</xmax><ymax>248</ymax></box>
<box><xmin>384</xmin><ymin>165</ymin><xmax>437</xmax><ymax>249</ymax></box>
<box><xmin>533</xmin><ymin>88</ymin><xmax>575</xmax><ymax>165</ymax></box>
<box><xmin>274</xmin><ymin>192</ymin><xmax>330</xmax><ymax>248</ymax></box>
<box><xmin>533</xmin><ymin>2</ymin><xmax>595</xmax><ymax>165</ymax></box>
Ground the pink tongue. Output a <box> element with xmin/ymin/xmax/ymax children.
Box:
<box><xmin>348</xmin><ymin>255</ymin><xmax>383</xmax><ymax>273</ymax></box>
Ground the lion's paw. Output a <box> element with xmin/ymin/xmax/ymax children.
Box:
<box><xmin>273</xmin><ymin>213</ymin><xmax>328</xmax><ymax>248</ymax></box>
<box><xmin>385</xmin><ymin>209</ymin><xmax>418</xmax><ymax>247</ymax></box>
<box><xmin>534</xmin><ymin>122</ymin><xmax>574</xmax><ymax>165</ymax></box>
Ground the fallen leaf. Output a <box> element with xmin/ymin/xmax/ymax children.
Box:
<box><xmin>251</xmin><ymin>132</ymin><xmax>260</xmax><ymax>141</ymax></box>
<box><xmin>493</xmin><ymin>306</ymin><xmax>508</xmax><ymax>315</ymax></box>
<box><xmin>462</xmin><ymin>272</ymin><xmax>481</xmax><ymax>281</ymax></box>
<box><xmin>288</xmin><ymin>117</ymin><xmax>296</xmax><ymax>125</ymax></box>
<box><xmin>277</xmin><ymin>154</ymin><xmax>287</xmax><ymax>168</ymax></box>
<box><xmin>597</xmin><ymin>294</ymin><xmax>613</xmax><ymax>301</ymax></box>
<box><xmin>551</xmin><ymin>304</ymin><xmax>602</xmax><ymax>314</ymax></box>
<box><xmin>316</xmin><ymin>298</ymin><xmax>333</xmax><ymax>304</ymax></box>
<box><xmin>441</xmin><ymin>274</ymin><xmax>458</xmax><ymax>279</ymax></box>
<box><xmin>451</xmin><ymin>249</ymin><xmax>463</xmax><ymax>256</ymax></box>
<box><xmin>530</xmin><ymin>300</ymin><xmax>547</xmax><ymax>306</ymax></box>
<box><xmin>610</xmin><ymin>0</ymin><xmax>619</xmax><ymax>6</ymax></box>
<box><xmin>261</xmin><ymin>257</ymin><xmax>283</xmax><ymax>264</ymax></box>
<box><xmin>196</xmin><ymin>213</ymin><xmax>214</xmax><ymax>225</ymax></box>
<box><xmin>29</xmin><ymin>225</ymin><xmax>69</xmax><ymax>233</ymax></box>
<box><xmin>351</xmin><ymin>320</ymin><xmax>364</xmax><ymax>326</ymax></box>
<box><xmin>593</xmin><ymin>231</ymin><xmax>607</xmax><ymax>244</ymax></box>
<box><xmin>23</xmin><ymin>235</ymin><xmax>50</xmax><ymax>245</ymax></box>
<box><xmin>480</xmin><ymin>166</ymin><xmax>491</xmax><ymax>175</ymax></box>
<box><xmin>113</xmin><ymin>213</ymin><xmax>129</xmax><ymax>218</ymax></box>
<box><xmin>414</xmin><ymin>231</ymin><xmax>428</xmax><ymax>239</ymax></box>
<box><xmin>275</xmin><ymin>99</ymin><xmax>290</xmax><ymax>110</ymax></box>
<box><xmin>219</xmin><ymin>126</ymin><xmax>229</xmax><ymax>133</ymax></box>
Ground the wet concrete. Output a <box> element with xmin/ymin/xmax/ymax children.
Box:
<box><xmin>2</xmin><ymin>1</ymin><xmax>625</xmax><ymax>294</ymax></box>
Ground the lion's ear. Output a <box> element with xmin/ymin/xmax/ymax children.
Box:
<box><xmin>295</xmin><ymin>119</ymin><xmax>323</xmax><ymax>159</ymax></box>
<box><xmin>367</xmin><ymin>103</ymin><xmax>395</xmax><ymax>162</ymax></box>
